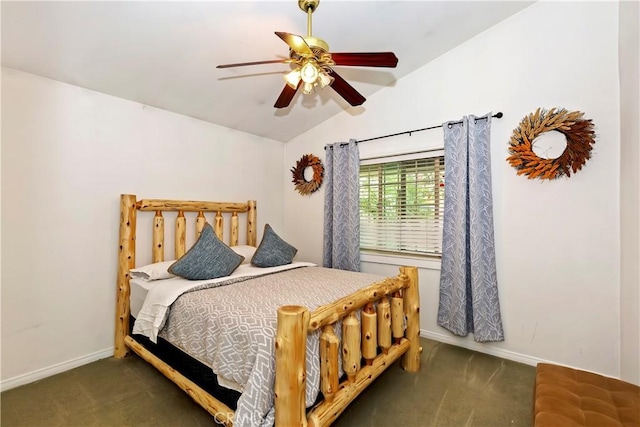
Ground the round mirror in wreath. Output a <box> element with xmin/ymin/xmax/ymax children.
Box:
<box><xmin>506</xmin><ymin>108</ymin><xmax>596</xmax><ymax>180</ymax></box>
<box><xmin>291</xmin><ymin>154</ymin><xmax>324</xmax><ymax>195</ymax></box>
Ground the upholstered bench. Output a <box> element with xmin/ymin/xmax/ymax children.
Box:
<box><xmin>534</xmin><ymin>363</ymin><xmax>640</xmax><ymax>426</ymax></box>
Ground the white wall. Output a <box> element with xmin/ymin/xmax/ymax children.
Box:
<box><xmin>0</xmin><ymin>68</ymin><xmax>284</xmax><ymax>388</ymax></box>
<box><xmin>619</xmin><ymin>0</ymin><xmax>640</xmax><ymax>385</ymax></box>
<box><xmin>284</xmin><ymin>2</ymin><xmax>623</xmax><ymax>377</ymax></box>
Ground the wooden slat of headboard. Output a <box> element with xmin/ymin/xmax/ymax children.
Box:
<box><xmin>247</xmin><ymin>200</ymin><xmax>257</xmax><ymax>246</ymax></box>
<box><xmin>231</xmin><ymin>212</ymin><xmax>239</xmax><ymax>246</ymax></box>
<box><xmin>175</xmin><ymin>211</ymin><xmax>186</xmax><ymax>259</ymax></box>
<box><xmin>153</xmin><ymin>211</ymin><xmax>164</xmax><ymax>263</ymax></box>
<box><xmin>196</xmin><ymin>212</ymin><xmax>206</xmax><ymax>239</ymax></box>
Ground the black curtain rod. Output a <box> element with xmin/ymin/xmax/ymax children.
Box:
<box><xmin>325</xmin><ymin>112</ymin><xmax>503</xmax><ymax>149</ymax></box>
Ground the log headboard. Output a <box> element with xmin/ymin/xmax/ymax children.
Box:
<box><xmin>115</xmin><ymin>194</ymin><xmax>257</xmax><ymax>358</ymax></box>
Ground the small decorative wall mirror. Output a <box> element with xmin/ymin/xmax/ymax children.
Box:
<box><xmin>531</xmin><ymin>130</ymin><xmax>567</xmax><ymax>160</ymax></box>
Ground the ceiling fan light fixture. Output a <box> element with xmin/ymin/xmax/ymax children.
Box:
<box><xmin>284</xmin><ymin>68</ymin><xmax>301</xmax><ymax>89</ymax></box>
<box><xmin>300</xmin><ymin>61</ymin><xmax>319</xmax><ymax>84</ymax></box>
<box><xmin>317</xmin><ymin>70</ymin><xmax>334</xmax><ymax>88</ymax></box>
<box><xmin>302</xmin><ymin>81</ymin><xmax>315</xmax><ymax>95</ymax></box>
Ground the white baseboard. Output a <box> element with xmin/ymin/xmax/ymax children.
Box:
<box><xmin>421</xmin><ymin>329</ymin><xmax>551</xmax><ymax>367</ymax></box>
<box><xmin>421</xmin><ymin>330</ymin><xmax>626</xmax><ymax>380</ymax></box>
<box><xmin>1</xmin><ymin>347</ymin><xmax>114</xmax><ymax>392</ymax></box>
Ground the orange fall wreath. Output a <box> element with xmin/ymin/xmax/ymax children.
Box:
<box><xmin>506</xmin><ymin>108</ymin><xmax>596</xmax><ymax>180</ymax></box>
<box><xmin>291</xmin><ymin>154</ymin><xmax>324</xmax><ymax>195</ymax></box>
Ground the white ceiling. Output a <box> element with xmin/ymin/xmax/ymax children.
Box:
<box><xmin>1</xmin><ymin>1</ymin><xmax>533</xmax><ymax>143</ymax></box>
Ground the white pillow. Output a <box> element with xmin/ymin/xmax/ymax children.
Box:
<box><xmin>231</xmin><ymin>245</ymin><xmax>257</xmax><ymax>264</ymax></box>
<box><xmin>130</xmin><ymin>260</ymin><xmax>176</xmax><ymax>281</ymax></box>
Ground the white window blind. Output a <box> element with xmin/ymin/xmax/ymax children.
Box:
<box><xmin>359</xmin><ymin>152</ymin><xmax>445</xmax><ymax>256</ymax></box>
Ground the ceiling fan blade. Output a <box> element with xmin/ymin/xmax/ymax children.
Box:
<box><xmin>216</xmin><ymin>59</ymin><xmax>289</xmax><ymax>69</ymax></box>
<box><xmin>327</xmin><ymin>69</ymin><xmax>366</xmax><ymax>107</ymax></box>
<box><xmin>275</xmin><ymin>32</ymin><xmax>314</xmax><ymax>56</ymax></box>
<box><xmin>274</xmin><ymin>81</ymin><xmax>301</xmax><ymax>109</ymax></box>
<box><xmin>330</xmin><ymin>52</ymin><xmax>398</xmax><ymax>68</ymax></box>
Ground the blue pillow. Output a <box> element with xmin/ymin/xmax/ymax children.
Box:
<box><xmin>169</xmin><ymin>223</ymin><xmax>244</xmax><ymax>280</ymax></box>
<box><xmin>251</xmin><ymin>224</ymin><xmax>298</xmax><ymax>267</ymax></box>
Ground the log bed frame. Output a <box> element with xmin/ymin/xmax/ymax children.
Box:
<box><xmin>115</xmin><ymin>194</ymin><xmax>421</xmax><ymax>426</ymax></box>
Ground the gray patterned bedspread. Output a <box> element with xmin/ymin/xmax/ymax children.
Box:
<box><xmin>158</xmin><ymin>266</ymin><xmax>384</xmax><ymax>427</ymax></box>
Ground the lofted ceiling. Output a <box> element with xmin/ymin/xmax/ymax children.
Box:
<box><xmin>1</xmin><ymin>1</ymin><xmax>533</xmax><ymax>143</ymax></box>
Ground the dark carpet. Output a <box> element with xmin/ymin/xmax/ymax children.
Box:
<box><xmin>1</xmin><ymin>338</ymin><xmax>536</xmax><ymax>426</ymax></box>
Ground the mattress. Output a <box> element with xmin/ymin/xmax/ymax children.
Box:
<box><xmin>129</xmin><ymin>316</ymin><xmax>242</xmax><ymax>410</ymax></box>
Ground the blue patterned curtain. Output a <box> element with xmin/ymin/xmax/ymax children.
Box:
<box><xmin>323</xmin><ymin>140</ymin><xmax>360</xmax><ymax>271</ymax></box>
<box><xmin>437</xmin><ymin>114</ymin><xmax>504</xmax><ymax>342</ymax></box>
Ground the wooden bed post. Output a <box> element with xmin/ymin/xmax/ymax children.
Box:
<box><xmin>115</xmin><ymin>194</ymin><xmax>137</xmax><ymax>359</ymax></box>
<box><xmin>274</xmin><ymin>305</ymin><xmax>309</xmax><ymax>427</ymax></box>
<box><xmin>400</xmin><ymin>266</ymin><xmax>421</xmax><ymax>372</ymax></box>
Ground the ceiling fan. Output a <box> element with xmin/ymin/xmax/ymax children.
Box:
<box><xmin>216</xmin><ymin>0</ymin><xmax>398</xmax><ymax>109</ymax></box>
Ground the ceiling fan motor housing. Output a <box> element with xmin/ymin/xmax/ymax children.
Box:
<box><xmin>298</xmin><ymin>0</ymin><xmax>319</xmax><ymax>13</ymax></box>
<box><xmin>301</xmin><ymin>37</ymin><xmax>329</xmax><ymax>54</ymax></box>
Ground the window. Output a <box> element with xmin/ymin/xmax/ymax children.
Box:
<box><xmin>359</xmin><ymin>151</ymin><xmax>445</xmax><ymax>257</ymax></box>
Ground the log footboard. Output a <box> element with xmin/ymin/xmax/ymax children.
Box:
<box><xmin>275</xmin><ymin>265</ymin><xmax>421</xmax><ymax>426</ymax></box>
